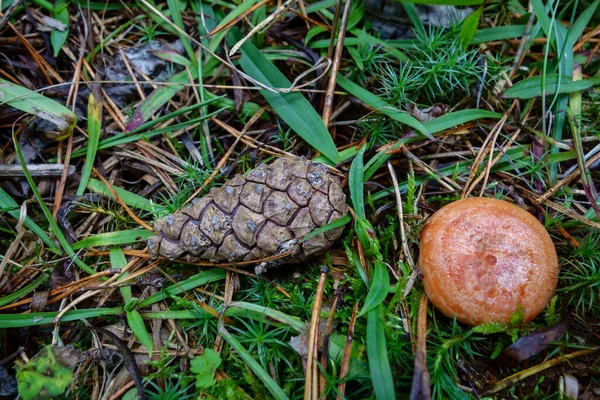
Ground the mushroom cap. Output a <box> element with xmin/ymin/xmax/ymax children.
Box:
<box><xmin>418</xmin><ymin>197</ymin><xmax>558</xmax><ymax>326</ymax></box>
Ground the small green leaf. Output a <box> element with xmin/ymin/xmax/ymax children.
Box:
<box><xmin>359</xmin><ymin>261</ymin><xmax>390</xmax><ymax>317</ymax></box>
<box><xmin>500</xmin><ymin>75</ymin><xmax>600</xmax><ymax>99</ymax></box>
<box><xmin>459</xmin><ymin>6</ymin><xmax>482</xmax><ymax>49</ymax></box>
<box><xmin>87</xmin><ymin>178</ymin><xmax>156</xmax><ymax>212</ymax></box>
<box><xmin>126</xmin><ymin>308</ymin><xmax>153</xmax><ymax>356</ymax></box>
<box><xmin>190</xmin><ymin>349</ymin><xmax>222</xmax><ymax>389</ymax></box>
<box><xmin>336</xmin><ymin>75</ymin><xmax>432</xmax><ymax>139</ymax></box>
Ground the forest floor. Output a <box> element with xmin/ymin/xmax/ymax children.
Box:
<box><xmin>0</xmin><ymin>0</ymin><xmax>600</xmax><ymax>399</ymax></box>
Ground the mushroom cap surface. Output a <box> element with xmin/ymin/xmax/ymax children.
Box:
<box><xmin>418</xmin><ymin>197</ymin><xmax>558</xmax><ymax>326</ymax></box>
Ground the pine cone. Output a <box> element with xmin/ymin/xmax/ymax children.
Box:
<box><xmin>148</xmin><ymin>157</ymin><xmax>348</xmax><ymax>263</ymax></box>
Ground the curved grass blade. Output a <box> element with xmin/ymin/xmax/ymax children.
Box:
<box><xmin>336</xmin><ymin>75</ymin><xmax>431</xmax><ymax>139</ymax></box>
<box><xmin>71</xmin><ymin>230</ymin><xmax>154</xmax><ymax>251</ymax></box>
<box><xmin>87</xmin><ymin>178</ymin><xmax>156</xmax><ymax>212</ymax></box>
<box><xmin>233</xmin><ymin>30</ymin><xmax>340</xmax><ymax>163</ymax></box>
<box><xmin>0</xmin><ymin>271</ymin><xmax>51</xmax><ymax>307</ymax></box>
<box><xmin>0</xmin><ymin>78</ymin><xmax>76</xmax><ymax>140</ymax></box>
<box><xmin>367</xmin><ymin>305</ymin><xmax>396</xmax><ymax>399</ymax></box>
<box><xmin>359</xmin><ymin>261</ymin><xmax>390</xmax><ymax>317</ymax></box>
<box><xmin>0</xmin><ymin>307</ymin><xmax>123</xmax><ymax>328</ymax></box>
<box><xmin>349</xmin><ymin>146</ymin><xmax>366</xmax><ymax>218</ymax></box>
<box><xmin>500</xmin><ymin>75</ymin><xmax>600</xmax><ymax>99</ymax></box>
<box><xmin>125</xmin><ymin>303</ymin><xmax>154</xmax><ymax>356</ymax></box>
<box><xmin>301</xmin><ymin>214</ymin><xmax>351</xmax><ymax>243</ymax></box>
<box><xmin>423</xmin><ymin>109</ymin><xmax>502</xmax><ymax>133</ymax></box>
<box><xmin>14</xmin><ymin>136</ymin><xmax>94</xmax><ymax>275</ymax></box>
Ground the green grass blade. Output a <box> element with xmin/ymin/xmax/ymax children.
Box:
<box><xmin>500</xmin><ymin>75</ymin><xmax>599</xmax><ymax>99</ymax></box>
<box><xmin>349</xmin><ymin>146</ymin><xmax>366</xmax><ymax>218</ymax></box>
<box><xmin>77</xmin><ymin>85</ymin><xmax>101</xmax><ymax>195</ymax></box>
<box><xmin>234</xmin><ymin>32</ymin><xmax>340</xmax><ymax>163</ymax></box>
<box><xmin>0</xmin><ymin>271</ymin><xmax>51</xmax><ymax>307</ymax></box>
<box><xmin>50</xmin><ymin>0</ymin><xmax>69</xmax><ymax>57</ymax></box>
<box><xmin>0</xmin><ymin>307</ymin><xmax>123</xmax><ymax>328</ymax></box>
<box><xmin>301</xmin><ymin>214</ymin><xmax>351</xmax><ymax>243</ymax></box>
<box><xmin>166</xmin><ymin>0</ymin><xmax>195</xmax><ymax>60</ymax></box>
<box><xmin>71</xmin><ymin>230</ymin><xmax>154</xmax><ymax>251</ymax></box>
<box><xmin>459</xmin><ymin>6</ymin><xmax>482</xmax><ymax>49</ymax></box>
<box><xmin>218</xmin><ymin>324</ymin><xmax>289</xmax><ymax>400</ymax></box>
<box><xmin>359</xmin><ymin>261</ymin><xmax>390</xmax><ymax>317</ymax></box>
<box><xmin>424</xmin><ymin>110</ymin><xmax>503</xmax><ymax>133</ymax></box>
<box><xmin>398</xmin><ymin>0</ymin><xmax>482</xmax><ymax>5</ymax></box>
<box><xmin>400</xmin><ymin>2</ymin><xmax>425</xmax><ymax>37</ymax></box>
<box><xmin>87</xmin><ymin>178</ymin><xmax>157</xmax><ymax>212</ymax></box>
<box><xmin>0</xmin><ymin>187</ymin><xmax>57</xmax><ymax>250</ymax></box>
<box><xmin>13</xmin><ymin>137</ymin><xmax>95</xmax><ymax>275</ymax></box>
<box><xmin>566</xmin><ymin>0</ymin><xmax>599</xmax><ymax>47</ymax></box>
<box><xmin>367</xmin><ymin>305</ymin><xmax>396</xmax><ymax>399</ymax></box>
<box><xmin>126</xmin><ymin>308</ymin><xmax>154</xmax><ymax>356</ymax></box>
<box><xmin>337</xmin><ymin>75</ymin><xmax>432</xmax><ymax>139</ymax></box>
<box><xmin>472</xmin><ymin>25</ymin><xmax>527</xmax><ymax>43</ymax></box>
<box><xmin>138</xmin><ymin>268</ymin><xmax>226</xmax><ymax>308</ymax></box>
<box><xmin>0</xmin><ymin>78</ymin><xmax>77</xmax><ymax>140</ymax></box>
<box><xmin>111</xmin><ymin>247</ymin><xmax>132</xmax><ymax>302</ymax></box>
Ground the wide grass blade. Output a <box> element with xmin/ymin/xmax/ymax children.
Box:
<box><xmin>500</xmin><ymin>75</ymin><xmax>600</xmax><ymax>99</ymax></box>
<box><xmin>77</xmin><ymin>84</ymin><xmax>102</xmax><ymax>195</ymax></box>
<box><xmin>233</xmin><ymin>30</ymin><xmax>341</xmax><ymax>163</ymax></box>
<box><xmin>0</xmin><ymin>78</ymin><xmax>77</xmax><ymax>140</ymax></box>
<box><xmin>125</xmin><ymin>303</ymin><xmax>154</xmax><ymax>356</ymax></box>
<box><xmin>349</xmin><ymin>146</ymin><xmax>366</xmax><ymax>218</ymax></box>
<box><xmin>424</xmin><ymin>110</ymin><xmax>502</xmax><ymax>132</ymax></box>
<box><xmin>0</xmin><ymin>307</ymin><xmax>123</xmax><ymax>328</ymax></box>
<box><xmin>367</xmin><ymin>306</ymin><xmax>396</xmax><ymax>399</ymax></box>
<box><xmin>337</xmin><ymin>75</ymin><xmax>432</xmax><ymax>139</ymax></box>
<box><xmin>71</xmin><ymin>230</ymin><xmax>154</xmax><ymax>251</ymax></box>
<box><xmin>359</xmin><ymin>261</ymin><xmax>390</xmax><ymax>317</ymax></box>
<box><xmin>459</xmin><ymin>6</ymin><xmax>482</xmax><ymax>49</ymax></box>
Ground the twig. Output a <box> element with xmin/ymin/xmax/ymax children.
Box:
<box><xmin>322</xmin><ymin>0</ymin><xmax>352</xmax><ymax>128</ymax></box>
<box><xmin>410</xmin><ymin>295</ymin><xmax>431</xmax><ymax>400</ymax></box>
<box><xmin>0</xmin><ymin>164</ymin><xmax>75</xmax><ymax>177</ymax></box>
<box><xmin>336</xmin><ymin>302</ymin><xmax>358</xmax><ymax>399</ymax></box>
<box><xmin>305</xmin><ymin>267</ymin><xmax>328</xmax><ymax>400</ymax></box>
<box><xmin>387</xmin><ymin>161</ymin><xmax>414</xmax><ymax>267</ymax></box>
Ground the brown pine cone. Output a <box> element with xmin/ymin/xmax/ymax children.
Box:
<box><xmin>147</xmin><ymin>157</ymin><xmax>348</xmax><ymax>264</ymax></box>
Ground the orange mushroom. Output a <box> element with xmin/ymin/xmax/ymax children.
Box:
<box><xmin>418</xmin><ymin>197</ymin><xmax>558</xmax><ymax>326</ymax></box>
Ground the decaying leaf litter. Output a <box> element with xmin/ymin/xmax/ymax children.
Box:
<box><xmin>0</xmin><ymin>0</ymin><xmax>599</xmax><ymax>398</ymax></box>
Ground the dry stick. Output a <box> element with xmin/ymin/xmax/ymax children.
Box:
<box><xmin>462</xmin><ymin>101</ymin><xmax>516</xmax><ymax>198</ymax></box>
<box><xmin>91</xmin><ymin>167</ymin><xmax>153</xmax><ymax>231</ymax></box>
<box><xmin>336</xmin><ymin>302</ymin><xmax>359</xmax><ymax>400</ymax></box>
<box><xmin>305</xmin><ymin>268</ymin><xmax>328</xmax><ymax>400</ymax></box>
<box><xmin>119</xmin><ymin>49</ymin><xmax>146</xmax><ymax>100</ymax></box>
<box><xmin>319</xmin><ymin>295</ymin><xmax>340</xmax><ymax>397</ymax></box>
<box><xmin>53</xmin><ymin>58</ymin><xmax>83</xmax><ymax>219</ymax></box>
<box><xmin>486</xmin><ymin>348</ymin><xmax>597</xmax><ymax>394</ymax></box>
<box><xmin>410</xmin><ymin>295</ymin><xmax>431</xmax><ymax>400</ymax></box>
<box><xmin>183</xmin><ymin>108</ymin><xmax>265</xmax><ymax>206</ymax></box>
<box><xmin>387</xmin><ymin>161</ymin><xmax>415</xmax><ymax>267</ymax></box>
<box><xmin>322</xmin><ymin>0</ymin><xmax>352</xmax><ymax>128</ymax></box>
<box><xmin>535</xmin><ymin>150</ymin><xmax>600</xmax><ymax>204</ymax></box>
